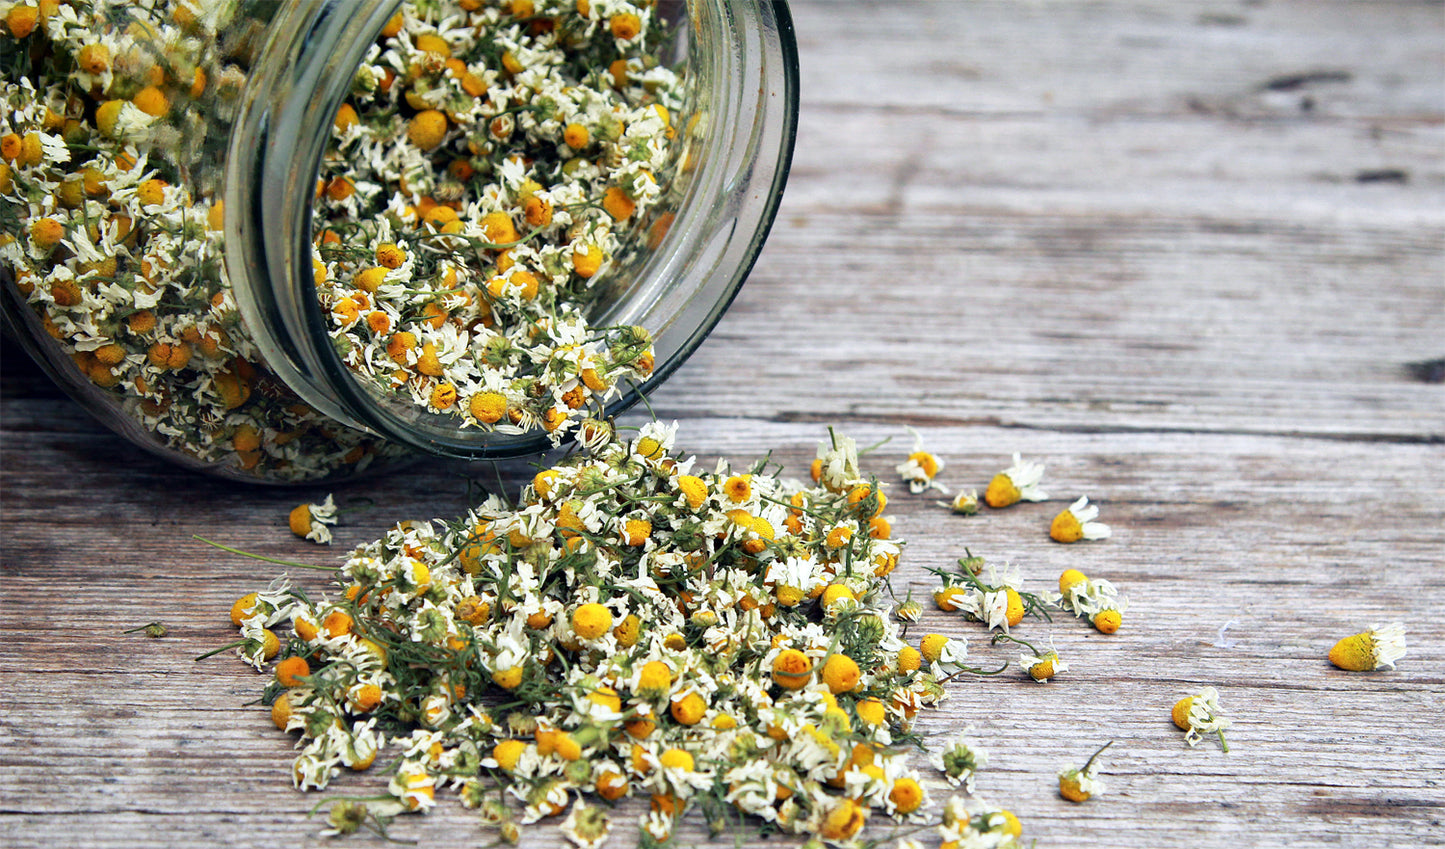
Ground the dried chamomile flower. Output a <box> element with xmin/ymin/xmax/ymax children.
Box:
<box><xmin>1048</xmin><ymin>495</ymin><xmax>1111</xmax><ymax>543</ymax></box>
<box><xmin>983</xmin><ymin>452</ymin><xmax>1048</xmax><ymax>508</ymax></box>
<box><xmin>1328</xmin><ymin>622</ymin><xmax>1406</xmax><ymax>671</ymax></box>
<box><xmin>944</xmin><ymin>489</ymin><xmax>980</xmax><ymax>515</ymax></box>
<box><xmin>895</xmin><ymin>426</ymin><xmax>948</xmax><ymax>494</ymax></box>
<box><xmin>993</xmin><ymin>633</ymin><xmax>1067</xmax><ymax>683</ymax></box>
<box><xmin>1172</xmin><ymin>686</ymin><xmax>1232</xmax><ymax>752</ymax></box>
<box><xmin>321</xmin><ymin>800</ymin><xmax>370</xmax><ymax>837</ymax></box>
<box><xmin>930</xmin><ymin>730</ymin><xmax>989</xmax><ymax>792</ymax></box>
<box><xmin>893</xmin><ymin>593</ymin><xmax>924</xmax><ymax>623</ymax></box>
<box><xmin>560</xmin><ymin>800</ymin><xmax>610</xmax><ymax>849</ymax></box>
<box><xmin>1058</xmin><ymin>568</ymin><xmax>1092</xmax><ymax>612</ymax></box>
<box><xmin>1089</xmin><ymin>596</ymin><xmax>1128</xmax><ymax>635</ymax></box>
<box><xmin>1058</xmin><ymin>740</ymin><xmax>1112</xmax><ymax>803</ymax></box>
<box><xmin>288</xmin><ymin>495</ymin><xmax>338</xmax><ymax>544</ymax></box>
<box><xmin>812</xmin><ymin>428</ymin><xmax>862</xmax><ymax>492</ymax></box>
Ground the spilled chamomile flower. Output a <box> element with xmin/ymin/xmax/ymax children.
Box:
<box><xmin>896</xmin><ymin>426</ymin><xmax>948</xmax><ymax>494</ymax></box>
<box><xmin>1173</xmin><ymin>686</ymin><xmax>1232</xmax><ymax>752</ymax></box>
<box><xmin>1328</xmin><ymin>622</ymin><xmax>1406</xmax><ymax>671</ymax></box>
<box><xmin>289</xmin><ymin>495</ymin><xmax>338</xmax><ymax>545</ymax></box>
<box><xmin>1049</xmin><ymin>495</ymin><xmax>1111</xmax><ymax>543</ymax></box>
<box><xmin>983</xmin><ymin>453</ymin><xmax>1047</xmax><ymax>508</ymax></box>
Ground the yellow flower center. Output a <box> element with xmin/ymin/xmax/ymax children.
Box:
<box><xmin>889</xmin><ymin>777</ymin><xmax>924</xmax><ymax>814</ymax></box>
<box><xmin>1050</xmin><ymin>509</ymin><xmax>1084</xmax><ymax>543</ymax></box>
<box><xmin>771</xmin><ymin>649</ymin><xmax>813</xmax><ymax>689</ymax></box>
<box><xmin>920</xmin><ymin>634</ymin><xmax>949</xmax><ymax>664</ymax></box>
<box><xmin>1328</xmin><ymin>633</ymin><xmax>1375</xmax><ymax>672</ymax></box>
<box><xmin>821</xmin><ymin>653</ymin><xmax>861</xmax><ymax>694</ymax></box>
<box><xmin>984</xmin><ymin>473</ymin><xmax>1021</xmax><ymax>508</ymax></box>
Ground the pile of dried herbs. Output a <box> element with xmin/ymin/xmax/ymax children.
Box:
<box><xmin>228</xmin><ymin>425</ymin><xmax>1002</xmax><ymax>846</ymax></box>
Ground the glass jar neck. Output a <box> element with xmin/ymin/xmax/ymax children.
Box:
<box><xmin>224</xmin><ymin>1</ymin><xmax>401</xmax><ymax>440</ymax></box>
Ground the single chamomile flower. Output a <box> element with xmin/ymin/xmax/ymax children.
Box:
<box><xmin>895</xmin><ymin>426</ymin><xmax>948</xmax><ymax>494</ymax></box>
<box><xmin>893</xmin><ymin>593</ymin><xmax>924</xmax><ymax>623</ymax></box>
<box><xmin>1328</xmin><ymin>622</ymin><xmax>1406</xmax><ymax>671</ymax></box>
<box><xmin>560</xmin><ymin>800</ymin><xmax>611</xmax><ymax>849</ymax></box>
<box><xmin>320</xmin><ymin>800</ymin><xmax>371</xmax><ymax>836</ymax></box>
<box><xmin>1089</xmin><ymin>596</ymin><xmax>1127</xmax><ymax>634</ymax></box>
<box><xmin>930</xmin><ymin>730</ymin><xmax>989</xmax><ymax>792</ymax></box>
<box><xmin>812</xmin><ymin>429</ymin><xmax>862</xmax><ymax>492</ymax></box>
<box><xmin>983</xmin><ymin>453</ymin><xmax>1047</xmax><ymax>508</ymax></box>
<box><xmin>288</xmin><ymin>494</ymin><xmax>338</xmax><ymax>544</ymax></box>
<box><xmin>993</xmin><ymin>633</ymin><xmax>1067</xmax><ymax>683</ymax></box>
<box><xmin>1057</xmin><ymin>740</ymin><xmax>1111</xmax><ymax>803</ymax></box>
<box><xmin>1058</xmin><ymin>569</ymin><xmax>1091</xmax><ymax>613</ymax></box>
<box><xmin>1048</xmin><ymin>495</ymin><xmax>1111</xmax><ymax>543</ymax></box>
<box><xmin>944</xmin><ymin>489</ymin><xmax>980</xmax><ymax>515</ymax></box>
<box><xmin>1172</xmin><ymin>686</ymin><xmax>1231</xmax><ymax>752</ymax></box>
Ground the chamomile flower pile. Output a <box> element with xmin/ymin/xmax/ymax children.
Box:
<box><xmin>0</xmin><ymin>1</ymin><xmax>402</xmax><ymax>480</ymax></box>
<box><xmin>312</xmin><ymin>1</ymin><xmax>682</xmax><ymax>441</ymax></box>
<box><xmin>227</xmin><ymin>425</ymin><xmax>960</xmax><ymax>844</ymax></box>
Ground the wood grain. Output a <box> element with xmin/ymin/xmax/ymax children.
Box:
<box><xmin>2</xmin><ymin>2</ymin><xmax>1442</xmax><ymax>847</ymax></box>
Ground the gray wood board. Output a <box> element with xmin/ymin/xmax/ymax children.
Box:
<box><xmin>2</xmin><ymin>1</ymin><xmax>1442</xmax><ymax>847</ymax></box>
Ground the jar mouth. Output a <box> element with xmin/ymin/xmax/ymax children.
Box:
<box><xmin>228</xmin><ymin>0</ymin><xmax>798</xmax><ymax>459</ymax></box>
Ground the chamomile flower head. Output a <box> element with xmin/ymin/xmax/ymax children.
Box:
<box><xmin>930</xmin><ymin>730</ymin><xmax>989</xmax><ymax>792</ymax></box>
<box><xmin>1049</xmin><ymin>495</ymin><xmax>1111</xmax><ymax>543</ymax></box>
<box><xmin>945</xmin><ymin>489</ymin><xmax>980</xmax><ymax>515</ymax></box>
<box><xmin>1057</xmin><ymin>741</ymin><xmax>1111</xmax><ymax>803</ymax></box>
<box><xmin>812</xmin><ymin>430</ymin><xmax>862</xmax><ymax>492</ymax></box>
<box><xmin>895</xmin><ymin>426</ymin><xmax>948</xmax><ymax>494</ymax></box>
<box><xmin>893</xmin><ymin>593</ymin><xmax>924</xmax><ymax>623</ymax></box>
<box><xmin>922</xmin><ymin>634</ymin><xmax>970</xmax><ymax>675</ymax></box>
<box><xmin>1058</xmin><ymin>568</ymin><xmax>1090</xmax><ymax>606</ymax></box>
<box><xmin>1020</xmin><ymin>647</ymin><xmax>1067</xmax><ymax>683</ymax></box>
<box><xmin>983</xmin><ymin>453</ymin><xmax>1048</xmax><ymax>508</ymax></box>
<box><xmin>288</xmin><ymin>494</ymin><xmax>338</xmax><ymax>544</ymax></box>
<box><xmin>884</xmin><ymin>770</ymin><xmax>930</xmax><ymax>820</ymax></box>
<box><xmin>1328</xmin><ymin>622</ymin><xmax>1406</xmax><ymax>671</ymax></box>
<box><xmin>1089</xmin><ymin>595</ymin><xmax>1128</xmax><ymax>635</ymax></box>
<box><xmin>1172</xmin><ymin>686</ymin><xmax>1232</xmax><ymax>752</ymax></box>
<box><xmin>320</xmin><ymin>800</ymin><xmax>371</xmax><ymax>837</ymax></box>
<box><xmin>559</xmin><ymin>800</ymin><xmax>610</xmax><ymax>849</ymax></box>
<box><xmin>938</xmin><ymin>796</ymin><xmax>1023</xmax><ymax>847</ymax></box>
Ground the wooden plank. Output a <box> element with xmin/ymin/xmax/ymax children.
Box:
<box><xmin>2</xmin><ymin>1</ymin><xmax>1443</xmax><ymax>847</ymax></box>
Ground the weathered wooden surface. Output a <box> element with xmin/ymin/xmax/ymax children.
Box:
<box><xmin>2</xmin><ymin>1</ymin><xmax>1442</xmax><ymax>847</ymax></box>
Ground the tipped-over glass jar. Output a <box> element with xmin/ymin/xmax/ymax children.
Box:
<box><xmin>0</xmin><ymin>0</ymin><xmax>797</xmax><ymax>482</ymax></box>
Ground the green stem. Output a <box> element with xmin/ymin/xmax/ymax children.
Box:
<box><xmin>991</xmin><ymin>632</ymin><xmax>1041</xmax><ymax>655</ymax></box>
<box><xmin>194</xmin><ymin>639</ymin><xmax>247</xmax><ymax>661</ymax></box>
<box><xmin>192</xmin><ymin>535</ymin><xmax>338</xmax><ymax>570</ymax></box>
<box><xmin>1082</xmin><ymin>739</ymin><xmax>1114</xmax><ymax>772</ymax></box>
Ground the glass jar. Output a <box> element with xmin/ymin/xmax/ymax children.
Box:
<box><xmin>0</xmin><ymin>0</ymin><xmax>797</xmax><ymax>482</ymax></box>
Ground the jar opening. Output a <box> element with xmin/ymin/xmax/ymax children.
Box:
<box><xmin>228</xmin><ymin>0</ymin><xmax>798</xmax><ymax>459</ymax></box>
